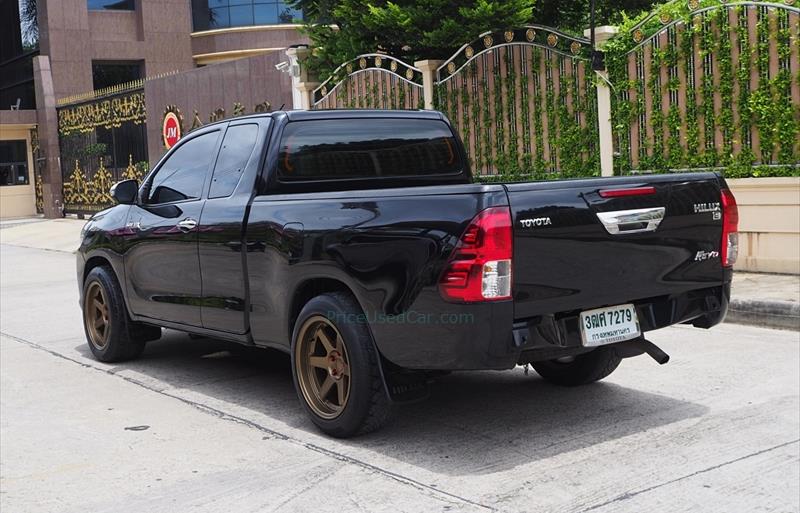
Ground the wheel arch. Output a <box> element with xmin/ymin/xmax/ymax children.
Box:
<box><xmin>288</xmin><ymin>277</ymin><xmax>360</xmax><ymax>338</ymax></box>
<box><xmin>83</xmin><ymin>255</ymin><xmax>113</xmax><ymax>284</ymax></box>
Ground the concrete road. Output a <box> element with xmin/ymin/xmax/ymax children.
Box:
<box><xmin>1</xmin><ymin>243</ymin><xmax>798</xmax><ymax>513</ymax></box>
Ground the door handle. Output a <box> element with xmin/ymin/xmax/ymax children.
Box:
<box><xmin>177</xmin><ymin>218</ymin><xmax>198</xmax><ymax>232</ymax></box>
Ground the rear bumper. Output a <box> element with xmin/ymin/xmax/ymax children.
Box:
<box><xmin>374</xmin><ymin>283</ymin><xmax>730</xmax><ymax>371</ymax></box>
<box><xmin>514</xmin><ymin>284</ymin><xmax>731</xmax><ymax>362</ymax></box>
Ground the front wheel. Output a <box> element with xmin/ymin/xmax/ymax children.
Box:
<box><xmin>531</xmin><ymin>346</ymin><xmax>621</xmax><ymax>386</ymax></box>
<box><xmin>291</xmin><ymin>292</ymin><xmax>390</xmax><ymax>438</ymax></box>
<box><xmin>82</xmin><ymin>266</ymin><xmax>161</xmax><ymax>362</ymax></box>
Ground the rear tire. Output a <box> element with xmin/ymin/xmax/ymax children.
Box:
<box><xmin>291</xmin><ymin>292</ymin><xmax>390</xmax><ymax>438</ymax></box>
<box><xmin>531</xmin><ymin>347</ymin><xmax>621</xmax><ymax>386</ymax></box>
<box><xmin>82</xmin><ymin>266</ymin><xmax>161</xmax><ymax>363</ymax></box>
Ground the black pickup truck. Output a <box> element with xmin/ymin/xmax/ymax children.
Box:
<box><xmin>77</xmin><ymin>110</ymin><xmax>737</xmax><ymax>437</ymax></box>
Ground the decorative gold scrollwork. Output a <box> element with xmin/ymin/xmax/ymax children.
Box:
<box><xmin>359</xmin><ymin>57</ymin><xmax>367</xmax><ymax>69</ymax></box>
<box><xmin>547</xmin><ymin>34</ymin><xmax>558</xmax><ymax>47</ymax></box>
<box><xmin>62</xmin><ymin>158</ymin><xmax>116</xmax><ymax>210</ymax></box>
<box><xmin>447</xmin><ymin>61</ymin><xmax>457</xmax><ymax>74</ymax></box>
<box><xmin>465</xmin><ymin>45</ymin><xmax>475</xmax><ymax>58</ymax></box>
<box><xmin>57</xmin><ymin>91</ymin><xmax>146</xmax><ymax>136</ymax></box>
<box><xmin>571</xmin><ymin>42</ymin><xmax>582</xmax><ymax>55</ymax></box>
<box><xmin>526</xmin><ymin>28</ymin><xmax>536</xmax><ymax>42</ymax></box>
<box><xmin>405</xmin><ymin>68</ymin><xmax>414</xmax><ymax>80</ymax></box>
<box><xmin>633</xmin><ymin>29</ymin><xmax>644</xmax><ymax>43</ymax></box>
<box><xmin>121</xmin><ymin>155</ymin><xmax>147</xmax><ymax>182</ymax></box>
<box><xmin>483</xmin><ymin>35</ymin><xmax>494</xmax><ymax>48</ymax></box>
<box><xmin>390</xmin><ymin>60</ymin><xmax>398</xmax><ymax>72</ymax></box>
<box><xmin>374</xmin><ymin>56</ymin><xmax>382</xmax><ymax>67</ymax></box>
<box><xmin>504</xmin><ymin>31</ymin><xmax>514</xmax><ymax>43</ymax></box>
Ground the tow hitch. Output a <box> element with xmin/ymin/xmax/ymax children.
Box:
<box><xmin>615</xmin><ymin>337</ymin><xmax>670</xmax><ymax>365</ymax></box>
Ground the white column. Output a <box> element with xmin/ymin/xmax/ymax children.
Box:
<box><xmin>584</xmin><ymin>26</ymin><xmax>619</xmax><ymax>177</ymax></box>
<box><xmin>414</xmin><ymin>60</ymin><xmax>443</xmax><ymax>110</ymax></box>
<box><xmin>285</xmin><ymin>46</ymin><xmax>316</xmax><ymax>110</ymax></box>
<box><xmin>296</xmin><ymin>81</ymin><xmax>321</xmax><ymax>110</ymax></box>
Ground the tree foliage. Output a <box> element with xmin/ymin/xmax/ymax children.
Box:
<box><xmin>291</xmin><ymin>0</ymin><xmax>535</xmax><ymax>77</ymax></box>
<box><xmin>291</xmin><ymin>0</ymin><xmax>659</xmax><ymax>78</ymax></box>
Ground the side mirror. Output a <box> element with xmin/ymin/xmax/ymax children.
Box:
<box><xmin>110</xmin><ymin>179</ymin><xmax>138</xmax><ymax>205</ymax></box>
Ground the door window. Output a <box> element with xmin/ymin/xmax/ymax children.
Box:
<box><xmin>209</xmin><ymin>124</ymin><xmax>259</xmax><ymax>198</ymax></box>
<box><xmin>147</xmin><ymin>131</ymin><xmax>220</xmax><ymax>204</ymax></box>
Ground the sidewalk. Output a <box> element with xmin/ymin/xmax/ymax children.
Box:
<box><xmin>729</xmin><ymin>272</ymin><xmax>800</xmax><ymax>331</ymax></box>
<box><xmin>0</xmin><ymin>217</ymin><xmax>85</xmax><ymax>253</ymax></box>
<box><xmin>1</xmin><ymin>216</ymin><xmax>798</xmax><ymax>330</ymax></box>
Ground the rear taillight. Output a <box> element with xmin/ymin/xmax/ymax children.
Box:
<box><xmin>721</xmin><ymin>188</ymin><xmax>739</xmax><ymax>267</ymax></box>
<box><xmin>439</xmin><ymin>207</ymin><xmax>513</xmax><ymax>302</ymax></box>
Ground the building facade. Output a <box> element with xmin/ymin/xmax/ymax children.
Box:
<box><xmin>0</xmin><ymin>0</ymin><xmax>307</xmax><ymax>218</ymax></box>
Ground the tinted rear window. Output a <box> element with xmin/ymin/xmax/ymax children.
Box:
<box><xmin>277</xmin><ymin>119</ymin><xmax>461</xmax><ymax>181</ymax></box>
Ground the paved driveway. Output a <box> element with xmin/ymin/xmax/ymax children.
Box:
<box><xmin>1</xmin><ymin>243</ymin><xmax>798</xmax><ymax>512</ymax></box>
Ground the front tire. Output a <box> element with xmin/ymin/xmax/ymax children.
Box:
<box><xmin>291</xmin><ymin>292</ymin><xmax>390</xmax><ymax>438</ymax></box>
<box><xmin>531</xmin><ymin>346</ymin><xmax>621</xmax><ymax>386</ymax></box>
<box><xmin>82</xmin><ymin>266</ymin><xmax>161</xmax><ymax>362</ymax></box>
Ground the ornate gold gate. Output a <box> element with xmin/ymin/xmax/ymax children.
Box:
<box><xmin>56</xmin><ymin>82</ymin><xmax>149</xmax><ymax>215</ymax></box>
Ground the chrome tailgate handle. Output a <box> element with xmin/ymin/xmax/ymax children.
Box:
<box><xmin>596</xmin><ymin>207</ymin><xmax>665</xmax><ymax>234</ymax></box>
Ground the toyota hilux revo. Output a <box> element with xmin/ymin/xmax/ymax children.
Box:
<box><xmin>77</xmin><ymin>110</ymin><xmax>737</xmax><ymax>437</ymax></box>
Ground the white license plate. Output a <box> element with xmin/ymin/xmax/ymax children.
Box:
<box><xmin>579</xmin><ymin>304</ymin><xmax>641</xmax><ymax>347</ymax></box>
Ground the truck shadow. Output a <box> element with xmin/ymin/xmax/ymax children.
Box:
<box><xmin>76</xmin><ymin>329</ymin><xmax>708</xmax><ymax>476</ymax></box>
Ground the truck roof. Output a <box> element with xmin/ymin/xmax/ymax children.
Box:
<box><xmin>194</xmin><ymin>109</ymin><xmax>444</xmax><ymax>131</ymax></box>
<box><xmin>285</xmin><ymin>109</ymin><xmax>444</xmax><ymax>121</ymax></box>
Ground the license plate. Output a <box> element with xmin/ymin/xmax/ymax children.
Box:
<box><xmin>579</xmin><ymin>304</ymin><xmax>641</xmax><ymax>347</ymax></box>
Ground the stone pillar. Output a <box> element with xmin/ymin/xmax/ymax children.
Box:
<box><xmin>33</xmin><ymin>55</ymin><xmax>64</xmax><ymax>218</ymax></box>
<box><xmin>584</xmin><ymin>26</ymin><xmax>619</xmax><ymax>177</ymax></box>
<box><xmin>414</xmin><ymin>60</ymin><xmax>443</xmax><ymax>110</ymax></box>
<box><xmin>286</xmin><ymin>47</ymin><xmax>317</xmax><ymax>110</ymax></box>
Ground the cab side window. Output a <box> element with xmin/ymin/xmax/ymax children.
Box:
<box><xmin>209</xmin><ymin>124</ymin><xmax>259</xmax><ymax>199</ymax></box>
<box><xmin>147</xmin><ymin>131</ymin><xmax>220</xmax><ymax>204</ymax></box>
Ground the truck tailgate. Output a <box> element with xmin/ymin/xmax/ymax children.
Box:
<box><xmin>507</xmin><ymin>173</ymin><xmax>726</xmax><ymax>320</ymax></box>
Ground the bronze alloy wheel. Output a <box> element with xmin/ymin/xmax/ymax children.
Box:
<box><xmin>84</xmin><ymin>281</ymin><xmax>110</xmax><ymax>350</ymax></box>
<box><xmin>294</xmin><ymin>315</ymin><xmax>351</xmax><ymax>420</ymax></box>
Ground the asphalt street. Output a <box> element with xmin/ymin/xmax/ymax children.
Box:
<box><xmin>1</xmin><ymin>242</ymin><xmax>798</xmax><ymax>513</ymax></box>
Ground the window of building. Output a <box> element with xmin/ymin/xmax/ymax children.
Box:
<box><xmin>87</xmin><ymin>0</ymin><xmax>135</xmax><ymax>11</ymax></box>
<box><xmin>0</xmin><ymin>0</ymin><xmax>38</xmax><ymax>110</ymax></box>
<box><xmin>92</xmin><ymin>61</ymin><xmax>142</xmax><ymax>90</ymax></box>
<box><xmin>0</xmin><ymin>140</ymin><xmax>30</xmax><ymax>186</ymax></box>
<box><xmin>277</xmin><ymin>119</ymin><xmax>462</xmax><ymax>181</ymax></box>
<box><xmin>147</xmin><ymin>131</ymin><xmax>220</xmax><ymax>204</ymax></box>
<box><xmin>210</xmin><ymin>124</ymin><xmax>260</xmax><ymax>198</ymax></box>
<box><xmin>191</xmin><ymin>0</ymin><xmax>303</xmax><ymax>31</ymax></box>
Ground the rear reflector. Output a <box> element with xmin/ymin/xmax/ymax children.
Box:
<box><xmin>439</xmin><ymin>207</ymin><xmax>513</xmax><ymax>302</ymax></box>
<box><xmin>599</xmin><ymin>186</ymin><xmax>656</xmax><ymax>198</ymax></box>
<box><xmin>721</xmin><ymin>188</ymin><xmax>739</xmax><ymax>267</ymax></box>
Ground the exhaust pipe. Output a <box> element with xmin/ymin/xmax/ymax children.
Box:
<box><xmin>615</xmin><ymin>338</ymin><xmax>670</xmax><ymax>365</ymax></box>
<box><xmin>639</xmin><ymin>339</ymin><xmax>670</xmax><ymax>365</ymax></box>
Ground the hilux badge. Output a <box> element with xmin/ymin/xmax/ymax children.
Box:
<box><xmin>520</xmin><ymin>217</ymin><xmax>552</xmax><ymax>228</ymax></box>
<box><xmin>694</xmin><ymin>202</ymin><xmax>722</xmax><ymax>220</ymax></box>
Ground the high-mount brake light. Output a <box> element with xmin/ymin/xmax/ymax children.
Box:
<box><xmin>598</xmin><ymin>186</ymin><xmax>656</xmax><ymax>198</ymax></box>
<box><xmin>439</xmin><ymin>207</ymin><xmax>513</xmax><ymax>302</ymax></box>
<box><xmin>720</xmin><ymin>188</ymin><xmax>739</xmax><ymax>267</ymax></box>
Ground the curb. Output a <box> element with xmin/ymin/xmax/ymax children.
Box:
<box><xmin>726</xmin><ymin>299</ymin><xmax>800</xmax><ymax>331</ymax></box>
